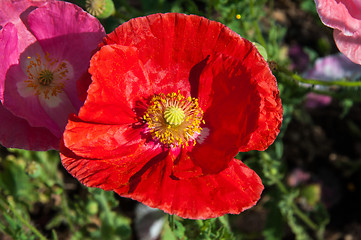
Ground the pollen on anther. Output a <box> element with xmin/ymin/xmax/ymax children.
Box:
<box><xmin>143</xmin><ymin>92</ymin><xmax>204</xmax><ymax>147</ymax></box>
<box><xmin>24</xmin><ymin>53</ymin><xmax>71</xmax><ymax>100</ymax></box>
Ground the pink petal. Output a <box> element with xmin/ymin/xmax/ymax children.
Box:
<box><xmin>0</xmin><ymin>102</ymin><xmax>58</xmax><ymax>150</ymax></box>
<box><xmin>3</xmin><ymin>62</ymin><xmax>62</xmax><ymax>137</ymax></box>
<box><xmin>315</xmin><ymin>0</ymin><xmax>361</xmax><ymax>64</ymax></box>
<box><xmin>0</xmin><ymin>0</ymin><xmax>49</xmax><ymax>55</ymax></box>
<box><xmin>0</xmin><ymin>23</ymin><xmax>18</xmax><ymax>101</ymax></box>
<box><xmin>333</xmin><ymin>29</ymin><xmax>361</xmax><ymax>65</ymax></box>
<box><xmin>27</xmin><ymin>1</ymin><xmax>106</xmax><ymax>109</ymax></box>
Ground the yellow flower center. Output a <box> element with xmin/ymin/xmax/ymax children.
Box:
<box><xmin>143</xmin><ymin>92</ymin><xmax>204</xmax><ymax>147</ymax></box>
<box><xmin>25</xmin><ymin>53</ymin><xmax>70</xmax><ymax>99</ymax></box>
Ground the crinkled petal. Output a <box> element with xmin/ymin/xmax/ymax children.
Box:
<box><xmin>27</xmin><ymin>0</ymin><xmax>106</xmax><ymax>110</ymax></box>
<box><xmin>82</xmin><ymin>45</ymin><xmax>152</xmax><ymax>124</ymax></box>
<box><xmin>170</xmin><ymin>146</ymin><xmax>203</xmax><ymax>179</ymax></box>
<box><xmin>115</xmin><ymin>158</ymin><xmax>263</xmax><ymax>219</ymax></box>
<box><xmin>61</xmin><ymin>135</ymin><xmax>164</xmax><ymax>191</ymax></box>
<box><xmin>102</xmin><ymin>13</ymin><xmax>254</xmax><ymax>97</ymax></box>
<box><xmin>0</xmin><ymin>102</ymin><xmax>58</xmax><ymax>150</ymax></box>
<box><xmin>61</xmin><ymin>132</ymin><xmax>262</xmax><ymax>219</ymax></box>
<box><xmin>315</xmin><ymin>0</ymin><xmax>361</xmax><ymax>64</ymax></box>
<box><xmin>60</xmin><ymin>13</ymin><xmax>275</xmax><ymax>219</ymax></box>
<box><xmin>95</xmin><ymin>13</ymin><xmax>282</xmax><ymax>173</ymax></box>
<box><xmin>192</xmin><ymin>50</ymin><xmax>282</xmax><ymax>173</ymax></box>
<box><xmin>63</xmin><ymin>114</ymin><xmax>149</xmax><ymax>159</ymax></box>
<box><xmin>0</xmin><ymin>23</ymin><xmax>18</xmax><ymax>101</ymax></box>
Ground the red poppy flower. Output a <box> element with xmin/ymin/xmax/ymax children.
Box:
<box><xmin>60</xmin><ymin>13</ymin><xmax>283</xmax><ymax>219</ymax></box>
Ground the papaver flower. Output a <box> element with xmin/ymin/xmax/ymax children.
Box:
<box><xmin>60</xmin><ymin>13</ymin><xmax>283</xmax><ymax>219</ymax></box>
<box><xmin>315</xmin><ymin>0</ymin><xmax>361</xmax><ymax>65</ymax></box>
<box><xmin>0</xmin><ymin>0</ymin><xmax>105</xmax><ymax>150</ymax></box>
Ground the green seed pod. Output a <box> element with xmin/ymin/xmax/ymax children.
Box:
<box><xmin>86</xmin><ymin>0</ymin><xmax>115</xmax><ymax>19</ymax></box>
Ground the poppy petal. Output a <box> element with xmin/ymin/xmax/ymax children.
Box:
<box><xmin>61</xmin><ymin>136</ymin><xmax>164</xmax><ymax>191</ymax></box>
<box><xmin>81</xmin><ymin>44</ymin><xmax>151</xmax><ymax>124</ymax></box>
<box><xmin>0</xmin><ymin>23</ymin><xmax>18</xmax><ymax>101</ymax></box>
<box><xmin>60</xmin><ymin>13</ymin><xmax>280</xmax><ymax>219</ymax></box>
<box><xmin>115</xmin><ymin>158</ymin><xmax>263</xmax><ymax>219</ymax></box>
<box><xmin>192</xmin><ymin>50</ymin><xmax>282</xmax><ymax>173</ymax></box>
<box><xmin>27</xmin><ymin>1</ymin><xmax>106</xmax><ymax>110</ymax></box>
<box><xmin>315</xmin><ymin>0</ymin><xmax>361</xmax><ymax>64</ymax></box>
<box><xmin>0</xmin><ymin>103</ymin><xmax>58</xmax><ymax>150</ymax></box>
<box><xmin>63</xmin><ymin>114</ymin><xmax>148</xmax><ymax>159</ymax></box>
<box><xmin>102</xmin><ymin>13</ymin><xmax>256</xmax><ymax>96</ymax></box>
<box><xmin>3</xmin><ymin>63</ymin><xmax>62</xmax><ymax>137</ymax></box>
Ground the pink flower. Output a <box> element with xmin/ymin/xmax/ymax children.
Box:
<box><xmin>0</xmin><ymin>1</ymin><xmax>105</xmax><ymax>150</ymax></box>
<box><xmin>315</xmin><ymin>0</ymin><xmax>361</xmax><ymax>65</ymax></box>
<box><xmin>303</xmin><ymin>53</ymin><xmax>361</xmax><ymax>108</ymax></box>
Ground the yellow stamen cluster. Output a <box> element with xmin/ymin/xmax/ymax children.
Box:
<box><xmin>143</xmin><ymin>92</ymin><xmax>204</xmax><ymax>147</ymax></box>
<box><xmin>25</xmin><ymin>53</ymin><xmax>69</xmax><ymax>99</ymax></box>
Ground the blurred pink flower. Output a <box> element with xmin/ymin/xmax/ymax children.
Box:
<box><xmin>304</xmin><ymin>53</ymin><xmax>361</xmax><ymax>108</ymax></box>
<box><xmin>304</xmin><ymin>93</ymin><xmax>332</xmax><ymax>109</ymax></box>
<box><xmin>0</xmin><ymin>1</ymin><xmax>105</xmax><ymax>150</ymax></box>
<box><xmin>305</xmin><ymin>53</ymin><xmax>361</xmax><ymax>81</ymax></box>
<box><xmin>315</xmin><ymin>0</ymin><xmax>361</xmax><ymax>65</ymax></box>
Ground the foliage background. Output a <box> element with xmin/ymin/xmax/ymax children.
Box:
<box><xmin>1</xmin><ymin>0</ymin><xmax>361</xmax><ymax>239</ymax></box>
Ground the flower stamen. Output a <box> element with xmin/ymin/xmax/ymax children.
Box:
<box><xmin>143</xmin><ymin>91</ymin><xmax>204</xmax><ymax>147</ymax></box>
<box><xmin>24</xmin><ymin>53</ymin><xmax>71</xmax><ymax>99</ymax></box>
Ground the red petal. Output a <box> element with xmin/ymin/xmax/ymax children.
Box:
<box><xmin>63</xmin><ymin>114</ymin><xmax>147</xmax><ymax>159</ymax></box>
<box><xmin>171</xmin><ymin>146</ymin><xmax>203</xmax><ymax>179</ymax></box>
<box><xmin>192</xmin><ymin>50</ymin><xmax>282</xmax><ymax>173</ymax></box>
<box><xmin>82</xmin><ymin>45</ymin><xmax>151</xmax><ymax>124</ymax></box>
<box><xmin>102</xmin><ymin>13</ymin><xmax>250</xmax><ymax>97</ymax></box>
<box><xmin>60</xmin><ymin>13</ymin><xmax>279</xmax><ymax>219</ymax></box>
<box><xmin>114</xmin><ymin>158</ymin><xmax>263</xmax><ymax>219</ymax></box>
<box><xmin>60</xmin><ymin>131</ymin><xmax>164</xmax><ymax>191</ymax></box>
<box><xmin>101</xmin><ymin>13</ymin><xmax>282</xmax><ymax>153</ymax></box>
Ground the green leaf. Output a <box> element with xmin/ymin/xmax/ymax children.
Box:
<box><xmin>263</xmin><ymin>197</ymin><xmax>284</xmax><ymax>240</ymax></box>
<box><xmin>161</xmin><ymin>221</ymin><xmax>178</xmax><ymax>240</ymax></box>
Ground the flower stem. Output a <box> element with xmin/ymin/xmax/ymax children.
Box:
<box><xmin>168</xmin><ymin>214</ymin><xmax>175</xmax><ymax>231</ymax></box>
<box><xmin>277</xmin><ymin>63</ymin><xmax>361</xmax><ymax>87</ymax></box>
<box><xmin>250</xmin><ymin>0</ymin><xmax>266</xmax><ymax>47</ymax></box>
<box><xmin>273</xmin><ymin>177</ymin><xmax>318</xmax><ymax>231</ymax></box>
<box><xmin>291</xmin><ymin>204</ymin><xmax>318</xmax><ymax>231</ymax></box>
<box><xmin>8</xmin><ymin>201</ymin><xmax>47</xmax><ymax>240</ymax></box>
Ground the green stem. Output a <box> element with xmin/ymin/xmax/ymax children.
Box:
<box><xmin>291</xmin><ymin>204</ymin><xmax>318</xmax><ymax>231</ymax></box>
<box><xmin>60</xmin><ymin>191</ymin><xmax>74</xmax><ymax>232</ymax></box>
<box><xmin>278</xmin><ymin>64</ymin><xmax>361</xmax><ymax>87</ymax></box>
<box><xmin>168</xmin><ymin>214</ymin><xmax>175</xmax><ymax>231</ymax></box>
<box><xmin>8</xmin><ymin>202</ymin><xmax>47</xmax><ymax>240</ymax></box>
<box><xmin>250</xmin><ymin>0</ymin><xmax>266</xmax><ymax>47</ymax></box>
<box><xmin>273</xmin><ymin>177</ymin><xmax>319</xmax><ymax>231</ymax></box>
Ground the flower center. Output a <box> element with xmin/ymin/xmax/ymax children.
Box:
<box><xmin>25</xmin><ymin>53</ymin><xmax>70</xmax><ymax>99</ymax></box>
<box><xmin>143</xmin><ymin>92</ymin><xmax>204</xmax><ymax>147</ymax></box>
<box><xmin>37</xmin><ymin>69</ymin><xmax>54</xmax><ymax>86</ymax></box>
